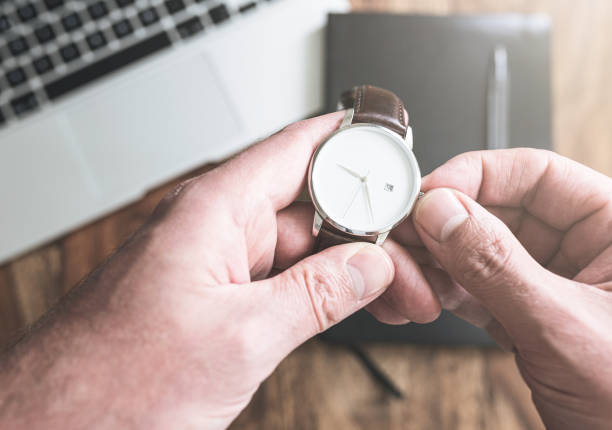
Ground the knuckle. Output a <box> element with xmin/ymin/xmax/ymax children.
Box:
<box><xmin>288</xmin><ymin>261</ymin><xmax>350</xmax><ymax>333</ymax></box>
<box><xmin>513</xmin><ymin>147</ymin><xmax>543</xmax><ymax>159</ymax></box>
<box><xmin>152</xmin><ymin>179</ymin><xmax>197</xmax><ymax>218</ymax></box>
<box><xmin>163</xmin><ymin>180</ymin><xmax>192</xmax><ymax>203</ymax></box>
<box><xmin>457</xmin><ymin>222</ymin><xmax>514</xmax><ymax>286</ymax></box>
<box><xmin>168</xmin><ymin>180</ymin><xmax>190</xmax><ymax>199</ymax></box>
<box><xmin>415</xmin><ymin>304</ymin><xmax>442</xmax><ymax>324</ymax></box>
<box><xmin>152</xmin><ymin>183</ymin><xmax>185</xmax><ymax>217</ymax></box>
<box><xmin>278</xmin><ymin>119</ymin><xmax>313</xmax><ymax>143</ymax></box>
<box><xmin>282</xmin><ymin>118</ymin><xmax>309</xmax><ymax>134</ymax></box>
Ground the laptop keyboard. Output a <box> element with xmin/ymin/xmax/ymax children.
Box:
<box><xmin>0</xmin><ymin>0</ymin><xmax>270</xmax><ymax>127</ymax></box>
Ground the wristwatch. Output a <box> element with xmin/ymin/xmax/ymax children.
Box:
<box><xmin>308</xmin><ymin>85</ymin><xmax>421</xmax><ymax>251</ymax></box>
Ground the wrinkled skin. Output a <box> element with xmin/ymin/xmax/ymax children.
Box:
<box><xmin>1</xmin><ymin>109</ymin><xmax>611</xmax><ymax>430</ymax></box>
<box><xmin>0</xmin><ymin>112</ymin><xmax>438</xmax><ymax>429</ymax></box>
<box><xmin>396</xmin><ymin>149</ymin><xmax>612</xmax><ymax>430</ymax></box>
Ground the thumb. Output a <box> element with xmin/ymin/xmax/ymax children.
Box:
<box><xmin>253</xmin><ymin>242</ymin><xmax>394</xmax><ymax>350</ymax></box>
<box><xmin>413</xmin><ymin>188</ymin><xmax>556</xmax><ymax>332</ymax></box>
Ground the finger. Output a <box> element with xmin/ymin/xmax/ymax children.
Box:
<box><xmin>379</xmin><ymin>240</ymin><xmax>441</xmax><ymax>323</ymax></box>
<box><xmin>422</xmin><ymin>149</ymin><xmax>612</xmax><ymax>232</ymax></box>
<box><xmin>389</xmin><ymin>216</ymin><xmax>423</xmax><ymax>247</ymax></box>
<box><xmin>202</xmin><ymin>111</ymin><xmax>345</xmax><ymax>217</ymax></box>
<box><xmin>274</xmin><ymin>202</ymin><xmax>314</xmax><ymax>270</ymax></box>
<box><xmin>575</xmin><ymin>244</ymin><xmax>612</xmax><ymax>285</ymax></box>
<box><xmin>422</xmin><ymin>150</ymin><xmax>612</xmax><ymax>275</ymax></box>
<box><xmin>413</xmin><ymin>188</ymin><xmax>560</xmax><ymax>334</ymax></box>
<box><xmin>401</xmin><ymin>246</ymin><xmax>437</xmax><ymax>266</ymax></box>
<box><xmin>420</xmin><ymin>266</ymin><xmax>493</xmax><ymax>329</ymax></box>
<box><xmin>148</xmin><ymin>112</ymin><xmax>344</xmax><ymax>283</ymax></box>
<box><xmin>251</xmin><ymin>243</ymin><xmax>394</xmax><ymax>352</ymax></box>
<box><xmin>275</xmin><ymin>205</ymin><xmax>440</xmax><ymax>325</ymax></box>
<box><xmin>365</xmin><ymin>299</ymin><xmax>410</xmax><ymax>325</ymax></box>
<box><xmin>548</xmin><ymin>201</ymin><xmax>612</xmax><ymax>275</ymax></box>
<box><xmin>421</xmin><ymin>266</ymin><xmax>514</xmax><ymax>351</ymax></box>
<box><xmin>487</xmin><ymin>206</ymin><xmax>563</xmax><ymax>268</ymax></box>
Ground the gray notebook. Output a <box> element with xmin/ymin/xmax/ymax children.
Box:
<box><xmin>323</xmin><ymin>13</ymin><xmax>551</xmax><ymax>345</ymax></box>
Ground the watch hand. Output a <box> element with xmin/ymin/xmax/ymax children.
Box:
<box><xmin>337</xmin><ymin>163</ymin><xmax>364</xmax><ymax>180</ymax></box>
<box><xmin>343</xmin><ymin>183</ymin><xmax>362</xmax><ymax>219</ymax></box>
<box><xmin>364</xmin><ymin>179</ymin><xmax>375</xmax><ymax>225</ymax></box>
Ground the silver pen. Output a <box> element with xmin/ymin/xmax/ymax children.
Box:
<box><xmin>487</xmin><ymin>46</ymin><xmax>509</xmax><ymax>150</ymax></box>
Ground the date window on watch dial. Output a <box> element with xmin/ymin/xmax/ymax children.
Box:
<box><xmin>385</xmin><ymin>183</ymin><xmax>394</xmax><ymax>192</ymax></box>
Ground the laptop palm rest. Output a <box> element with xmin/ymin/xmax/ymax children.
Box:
<box><xmin>0</xmin><ymin>115</ymin><xmax>99</xmax><ymax>258</ymax></box>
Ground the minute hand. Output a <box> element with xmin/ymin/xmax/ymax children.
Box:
<box><xmin>364</xmin><ymin>179</ymin><xmax>375</xmax><ymax>225</ymax></box>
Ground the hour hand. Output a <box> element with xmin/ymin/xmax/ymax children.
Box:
<box><xmin>337</xmin><ymin>163</ymin><xmax>363</xmax><ymax>179</ymax></box>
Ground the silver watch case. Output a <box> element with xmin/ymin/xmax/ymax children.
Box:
<box><xmin>308</xmin><ymin>109</ymin><xmax>422</xmax><ymax>245</ymax></box>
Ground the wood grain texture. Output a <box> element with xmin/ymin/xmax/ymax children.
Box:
<box><xmin>1</xmin><ymin>0</ymin><xmax>611</xmax><ymax>428</ymax></box>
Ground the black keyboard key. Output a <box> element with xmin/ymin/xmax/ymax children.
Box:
<box><xmin>165</xmin><ymin>0</ymin><xmax>185</xmax><ymax>14</ymax></box>
<box><xmin>112</xmin><ymin>18</ymin><xmax>133</xmax><ymax>38</ymax></box>
<box><xmin>209</xmin><ymin>4</ymin><xmax>230</xmax><ymax>24</ymax></box>
<box><xmin>8</xmin><ymin>37</ymin><xmax>29</xmax><ymax>56</ymax></box>
<box><xmin>138</xmin><ymin>8</ymin><xmax>159</xmax><ymax>26</ymax></box>
<box><xmin>176</xmin><ymin>17</ymin><xmax>203</xmax><ymax>39</ymax></box>
<box><xmin>62</xmin><ymin>12</ymin><xmax>82</xmax><ymax>32</ymax></box>
<box><xmin>17</xmin><ymin>4</ymin><xmax>38</xmax><ymax>22</ymax></box>
<box><xmin>115</xmin><ymin>0</ymin><xmax>134</xmax><ymax>6</ymax></box>
<box><xmin>35</xmin><ymin>24</ymin><xmax>56</xmax><ymax>44</ymax></box>
<box><xmin>86</xmin><ymin>31</ymin><xmax>107</xmax><ymax>51</ymax></box>
<box><xmin>239</xmin><ymin>2</ymin><xmax>256</xmax><ymax>13</ymax></box>
<box><xmin>0</xmin><ymin>109</ymin><xmax>5</xmax><ymax>126</ymax></box>
<box><xmin>59</xmin><ymin>42</ymin><xmax>80</xmax><ymax>63</ymax></box>
<box><xmin>6</xmin><ymin>67</ymin><xmax>27</xmax><ymax>87</ymax></box>
<box><xmin>11</xmin><ymin>92</ymin><xmax>38</xmax><ymax>116</ymax></box>
<box><xmin>44</xmin><ymin>0</ymin><xmax>64</xmax><ymax>10</ymax></box>
<box><xmin>33</xmin><ymin>55</ymin><xmax>54</xmax><ymax>75</ymax></box>
<box><xmin>46</xmin><ymin>32</ymin><xmax>171</xmax><ymax>101</ymax></box>
<box><xmin>88</xmin><ymin>1</ymin><xmax>109</xmax><ymax>20</ymax></box>
<box><xmin>0</xmin><ymin>15</ymin><xmax>11</xmax><ymax>33</ymax></box>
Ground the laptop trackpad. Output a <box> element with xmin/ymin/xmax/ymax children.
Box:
<box><xmin>63</xmin><ymin>54</ymin><xmax>242</xmax><ymax>197</ymax></box>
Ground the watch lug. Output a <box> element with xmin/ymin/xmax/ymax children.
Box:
<box><xmin>405</xmin><ymin>126</ymin><xmax>414</xmax><ymax>150</ymax></box>
<box><xmin>340</xmin><ymin>108</ymin><xmax>354</xmax><ymax>129</ymax></box>
<box><xmin>375</xmin><ymin>231</ymin><xmax>389</xmax><ymax>246</ymax></box>
<box><xmin>312</xmin><ymin>212</ymin><xmax>323</xmax><ymax>237</ymax></box>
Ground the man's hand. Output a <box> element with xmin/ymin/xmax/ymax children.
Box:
<box><xmin>389</xmin><ymin>149</ymin><xmax>612</xmax><ymax>430</ymax></box>
<box><xmin>0</xmin><ymin>112</ymin><xmax>440</xmax><ymax>429</ymax></box>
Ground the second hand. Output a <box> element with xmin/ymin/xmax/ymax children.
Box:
<box><xmin>342</xmin><ymin>182</ymin><xmax>362</xmax><ymax>219</ymax></box>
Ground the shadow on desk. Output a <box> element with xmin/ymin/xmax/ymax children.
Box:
<box><xmin>231</xmin><ymin>338</ymin><xmax>544</xmax><ymax>430</ymax></box>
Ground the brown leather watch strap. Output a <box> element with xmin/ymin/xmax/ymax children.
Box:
<box><xmin>314</xmin><ymin>225</ymin><xmax>377</xmax><ymax>253</ymax></box>
<box><xmin>340</xmin><ymin>85</ymin><xmax>408</xmax><ymax>138</ymax></box>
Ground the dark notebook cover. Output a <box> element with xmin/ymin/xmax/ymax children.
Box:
<box><xmin>323</xmin><ymin>13</ymin><xmax>551</xmax><ymax>345</ymax></box>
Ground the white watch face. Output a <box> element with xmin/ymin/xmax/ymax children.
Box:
<box><xmin>310</xmin><ymin>124</ymin><xmax>421</xmax><ymax>234</ymax></box>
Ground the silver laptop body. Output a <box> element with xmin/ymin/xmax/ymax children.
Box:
<box><xmin>0</xmin><ymin>0</ymin><xmax>349</xmax><ymax>263</ymax></box>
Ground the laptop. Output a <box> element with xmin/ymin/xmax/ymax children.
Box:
<box><xmin>0</xmin><ymin>0</ymin><xmax>349</xmax><ymax>264</ymax></box>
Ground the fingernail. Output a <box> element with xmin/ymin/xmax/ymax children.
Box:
<box><xmin>414</xmin><ymin>189</ymin><xmax>468</xmax><ymax>242</ymax></box>
<box><xmin>347</xmin><ymin>245</ymin><xmax>394</xmax><ymax>300</ymax></box>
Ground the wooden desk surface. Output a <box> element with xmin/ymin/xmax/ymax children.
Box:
<box><xmin>2</xmin><ymin>1</ymin><xmax>612</xmax><ymax>428</ymax></box>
